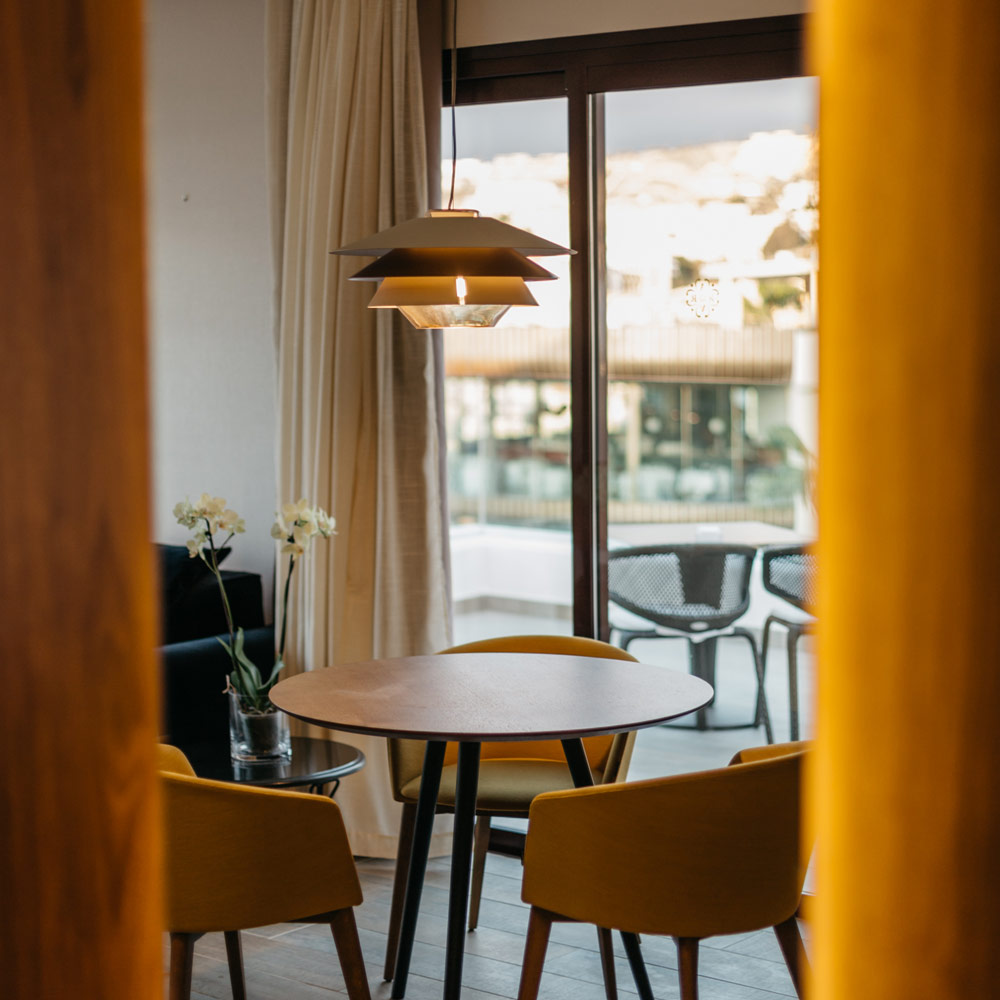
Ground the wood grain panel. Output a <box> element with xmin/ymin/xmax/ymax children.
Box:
<box><xmin>0</xmin><ymin>2</ymin><xmax>161</xmax><ymax>997</ymax></box>
<box><xmin>813</xmin><ymin>0</ymin><xmax>1000</xmax><ymax>995</ymax></box>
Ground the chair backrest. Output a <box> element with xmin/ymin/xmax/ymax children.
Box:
<box><xmin>607</xmin><ymin>544</ymin><xmax>757</xmax><ymax>633</ymax></box>
<box><xmin>761</xmin><ymin>545</ymin><xmax>816</xmax><ymax>612</ymax></box>
<box><xmin>158</xmin><ymin>745</ymin><xmax>361</xmax><ymax>933</ymax></box>
<box><xmin>386</xmin><ymin>635</ymin><xmax>639</xmax><ymax>800</ymax></box>
<box><xmin>522</xmin><ymin>744</ymin><xmax>809</xmax><ymax>939</ymax></box>
<box><xmin>158</xmin><ymin>742</ymin><xmax>197</xmax><ymax>776</ymax></box>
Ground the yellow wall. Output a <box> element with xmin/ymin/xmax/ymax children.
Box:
<box><xmin>813</xmin><ymin>0</ymin><xmax>1000</xmax><ymax>994</ymax></box>
<box><xmin>1</xmin><ymin>2</ymin><xmax>161</xmax><ymax>996</ymax></box>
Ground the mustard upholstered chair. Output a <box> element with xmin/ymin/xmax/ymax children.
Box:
<box><xmin>383</xmin><ymin>635</ymin><xmax>639</xmax><ymax>981</ymax></box>
<box><xmin>158</xmin><ymin>744</ymin><xmax>371</xmax><ymax>1000</ymax></box>
<box><xmin>516</xmin><ymin>742</ymin><xmax>812</xmax><ymax>1000</ymax></box>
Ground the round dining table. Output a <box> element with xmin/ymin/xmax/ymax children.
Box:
<box><xmin>270</xmin><ymin>651</ymin><xmax>713</xmax><ymax>1000</ymax></box>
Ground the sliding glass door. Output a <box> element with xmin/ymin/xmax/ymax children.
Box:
<box><xmin>441</xmin><ymin>98</ymin><xmax>574</xmax><ymax>644</ymax></box>
<box><xmin>604</xmin><ymin>78</ymin><xmax>818</xmax><ymax>537</ymax></box>
<box><xmin>444</xmin><ymin>16</ymin><xmax>813</xmax><ymax>643</ymax></box>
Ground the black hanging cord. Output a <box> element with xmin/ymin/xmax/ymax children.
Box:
<box><xmin>447</xmin><ymin>0</ymin><xmax>458</xmax><ymax>210</ymax></box>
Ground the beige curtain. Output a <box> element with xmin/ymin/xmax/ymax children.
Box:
<box><xmin>267</xmin><ymin>0</ymin><xmax>453</xmax><ymax>858</ymax></box>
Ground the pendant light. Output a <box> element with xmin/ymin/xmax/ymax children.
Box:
<box><xmin>331</xmin><ymin>0</ymin><xmax>572</xmax><ymax>329</ymax></box>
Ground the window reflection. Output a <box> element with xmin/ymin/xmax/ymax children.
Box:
<box><xmin>444</xmin><ymin>79</ymin><xmax>817</xmax><ymax>535</ymax></box>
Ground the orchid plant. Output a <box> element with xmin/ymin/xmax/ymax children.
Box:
<box><xmin>174</xmin><ymin>493</ymin><xmax>335</xmax><ymax>714</ymax></box>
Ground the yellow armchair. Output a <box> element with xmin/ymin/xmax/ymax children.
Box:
<box><xmin>517</xmin><ymin>743</ymin><xmax>811</xmax><ymax>1000</ymax></box>
<box><xmin>383</xmin><ymin>634</ymin><xmax>638</xmax><ymax>980</ymax></box>
<box><xmin>159</xmin><ymin>745</ymin><xmax>370</xmax><ymax>1000</ymax></box>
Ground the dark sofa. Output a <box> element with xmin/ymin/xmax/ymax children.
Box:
<box><xmin>157</xmin><ymin>544</ymin><xmax>274</xmax><ymax>746</ymax></box>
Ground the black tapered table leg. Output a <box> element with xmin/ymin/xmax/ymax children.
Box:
<box><xmin>562</xmin><ymin>737</ymin><xmax>654</xmax><ymax>1000</ymax></box>
<box><xmin>560</xmin><ymin>737</ymin><xmax>594</xmax><ymax>787</ymax></box>
<box><xmin>391</xmin><ymin>740</ymin><xmax>446</xmax><ymax>1000</ymax></box>
<box><xmin>621</xmin><ymin>930</ymin><xmax>655</xmax><ymax>1000</ymax></box>
<box><xmin>444</xmin><ymin>741</ymin><xmax>481</xmax><ymax>1000</ymax></box>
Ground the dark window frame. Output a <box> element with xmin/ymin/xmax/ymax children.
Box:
<box><xmin>442</xmin><ymin>14</ymin><xmax>808</xmax><ymax>639</ymax></box>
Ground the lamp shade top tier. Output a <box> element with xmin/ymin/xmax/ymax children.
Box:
<box><xmin>347</xmin><ymin>247</ymin><xmax>558</xmax><ymax>281</ymax></box>
<box><xmin>332</xmin><ymin>210</ymin><xmax>573</xmax><ymax>258</ymax></box>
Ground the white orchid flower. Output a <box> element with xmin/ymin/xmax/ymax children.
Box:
<box><xmin>218</xmin><ymin>509</ymin><xmax>246</xmax><ymax>534</ymax></box>
<box><xmin>281</xmin><ymin>498</ymin><xmax>310</xmax><ymax>524</ymax></box>
<box><xmin>198</xmin><ymin>493</ymin><xmax>227</xmax><ymax>516</ymax></box>
<box><xmin>272</xmin><ymin>499</ymin><xmax>334</xmax><ymax>559</ymax></box>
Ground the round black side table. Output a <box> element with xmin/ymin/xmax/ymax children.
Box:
<box><xmin>176</xmin><ymin>736</ymin><xmax>365</xmax><ymax>796</ymax></box>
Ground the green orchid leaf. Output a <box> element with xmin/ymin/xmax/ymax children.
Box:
<box><xmin>226</xmin><ymin>669</ymin><xmax>248</xmax><ymax>699</ymax></box>
<box><xmin>232</xmin><ymin>628</ymin><xmax>263</xmax><ymax>687</ymax></box>
<box><xmin>263</xmin><ymin>657</ymin><xmax>285</xmax><ymax>690</ymax></box>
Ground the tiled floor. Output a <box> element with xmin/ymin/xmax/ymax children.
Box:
<box><xmin>173</xmin><ymin>616</ymin><xmax>813</xmax><ymax>999</ymax></box>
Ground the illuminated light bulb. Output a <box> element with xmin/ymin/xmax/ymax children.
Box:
<box><xmin>367</xmin><ymin>276</ymin><xmax>537</xmax><ymax>329</ymax></box>
<box><xmin>456</xmin><ymin>275</ymin><xmax>467</xmax><ymax>305</ymax></box>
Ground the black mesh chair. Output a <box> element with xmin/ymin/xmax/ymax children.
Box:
<box><xmin>761</xmin><ymin>545</ymin><xmax>816</xmax><ymax>741</ymax></box>
<box><xmin>608</xmin><ymin>544</ymin><xmax>772</xmax><ymax>742</ymax></box>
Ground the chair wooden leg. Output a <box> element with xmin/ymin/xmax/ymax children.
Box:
<box><xmin>597</xmin><ymin>926</ymin><xmax>618</xmax><ymax>1000</ymax></box>
<box><xmin>168</xmin><ymin>932</ymin><xmax>197</xmax><ymax>1000</ymax></box>
<box><xmin>517</xmin><ymin>906</ymin><xmax>553</xmax><ymax>1000</ymax></box>
<box><xmin>676</xmin><ymin>936</ymin><xmax>700</xmax><ymax>1000</ymax></box>
<box><xmin>384</xmin><ymin>801</ymin><xmax>417</xmax><ymax>981</ymax></box>
<box><xmin>774</xmin><ymin>915</ymin><xmax>809</xmax><ymax>998</ymax></box>
<box><xmin>223</xmin><ymin>931</ymin><xmax>247</xmax><ymax>1000</ymax></box>
<box><xmin>330</xmin><ymin>908</ymin><xmax>372</xmax><ymax>1000</ymax></box>
<box><xmin>468</xmin><ymin>814</ymin><xmax>491</xmax><ymax>931</ymax></box>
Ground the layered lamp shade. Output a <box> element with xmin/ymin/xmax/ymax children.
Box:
<box><xmin>332</xmin><ymin>209</ymin><xmax>573</xmax><ymax>329</ymax></box>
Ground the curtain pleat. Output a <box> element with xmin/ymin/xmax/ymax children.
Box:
<box><xmin>268</xmin><ymin>0</ymin><xmax>452</xmax><ymax>858</ymax></box>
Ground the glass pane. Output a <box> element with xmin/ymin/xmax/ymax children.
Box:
<box><xmin>604</xmin><ymin>78</ymin><xmax>818</xmax><ymax>538</ymax></box>
<box><xmin>602</xmin><ymin>79</ymin><xmax>818</xmax><ymax>748</ymax></box>
<box><xmin>442</xmin><ymin>98</ymin><xmax>572</xmax><ymax>643</ymax></box>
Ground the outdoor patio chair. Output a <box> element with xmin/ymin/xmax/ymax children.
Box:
<box><xmin>382</xmin><ymin>634</ymin><xmax>639</xmax><ymax>982</ymax></box>
<box><xmin>760</xmin><ymin>545</ymin><xmax>816</xmax><ymax>741</ymax></box>
<box><xmin>607</xmin><ymin>543</ymin><xmax>772</xmax><ymax>741</ymax></box>
<box><xmin>516</xmin><ymin>742</ymin><xmax>811</xmax><ymax>1000</ymax></box>
<box><xmin>158</xmin><ymin>744</ymin><xmax>370</xmax><ymax>1000</ymax></box>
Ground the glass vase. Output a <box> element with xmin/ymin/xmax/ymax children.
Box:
<box><xmin>228</xmin><ymin>691</ymin><xmax>292</xmax><ymax>762</ymax></box>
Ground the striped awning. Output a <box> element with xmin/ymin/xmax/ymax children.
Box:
<box><xmin>444</xmin><ymin>323</ymin><xmax>793</xmax><ymax>383</ymax></box>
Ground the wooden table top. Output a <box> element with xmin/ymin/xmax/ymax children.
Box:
<box><xmin>269</xmin><ymin>652</ymin><xmax>713</xmax><ymax>742</ymax></box>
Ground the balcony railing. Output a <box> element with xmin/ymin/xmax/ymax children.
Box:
<box><xmin>449</xmin><ymin>495</ymin><xmax>795</xmax><ymax>528</ymax></box>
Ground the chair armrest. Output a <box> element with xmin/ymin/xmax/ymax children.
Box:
<box><xmin>161</xmin><ymin>772</ymin><xmax>361</xmax><ymax>931</ymax></box>
<box><xmin>728</xmin><ymin>740</ymin><xmax>812</xmax><ymax>766</ymax></box>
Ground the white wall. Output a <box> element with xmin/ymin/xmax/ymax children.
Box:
<box><xmin>145</xmin><ymin>0</ymin><xmax>276</xmax><ymax>611</ymax></box>
<box><xmin>457</xmin><ymin>0</ymin><xmax>809</xmax><ymax>47</ymax></box>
